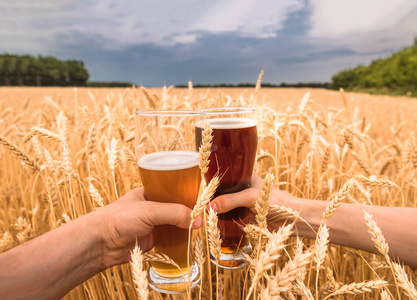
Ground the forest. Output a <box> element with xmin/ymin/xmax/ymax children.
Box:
<box><xmin>330</xmin><ymin>43</ymin><xmax>417</xmax><ymax>96</ymax></box>
<box><xmin>0</xmin><ymin>54</ymin><xmax>89</xmax><ymax>86</ymax></box>
<box><xmin>2</xmin><ymin>42</ymin><xmax>417</xmax><ymax>96</ymax></box>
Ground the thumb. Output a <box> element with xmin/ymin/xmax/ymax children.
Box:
<box><xmin>144</xmin><ymin>202</ymin><xmax>202</xmax><ymax>229</ymax></box>
<box><xmin>209</xmin><ymin>188</ymin><xmax>260</xmax><ymax>214</ymax></box>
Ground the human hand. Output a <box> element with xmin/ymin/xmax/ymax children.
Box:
<box><xmin>92</xmin><ymin>188</ymin><xmax>202</xmax><ymax>269</ymax></box>
<box><xmin>208</xmin><ymin>174</ymin><xmax>297</xmax><ymax>225</ymax></box>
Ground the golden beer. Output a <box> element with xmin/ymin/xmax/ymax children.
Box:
<box><xmin>138</xmin><ymin>150</ymin><xmax>200</xmax><ymax>277</ymax></box>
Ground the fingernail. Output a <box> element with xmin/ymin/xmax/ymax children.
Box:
<box><xmin>209</xmin><ymin>202</ymin><xmax>218</xmax><ymax>213</ymax></box>
<box><xmin>192</xmin><ymin>216</ymin><xmax>202</xmax><ymax>228</ymax></box>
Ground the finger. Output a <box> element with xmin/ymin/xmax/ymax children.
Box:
<box><xmin>144</xmin><ymin>202</ymin><xmax>201</xmax><ymax>230</ymax></box>
<box><xmin>124</xmin><ymin>187</ymin><xmax>146</xmax><ymax>202</ymax></box>
<box><xmin>251</xmin><ymin>174</ymin><xmax>263</xmax><ymax>189</ymax></box>
<box><xmin>209</xmin><ymin>188</ymin><xmax>260</xmax><ymax>214</ymax></box>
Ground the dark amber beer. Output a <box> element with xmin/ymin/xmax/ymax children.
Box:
<box><xmin>196</xmin><ymin>117</ymin><xmax>258</xmax><ymax>255</ymax></box>
<box><xmin>138</xmin><ymin>150</ymin><xmax>200</xmax><ymax>277</ymax></box>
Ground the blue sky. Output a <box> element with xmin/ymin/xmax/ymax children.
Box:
<box><xmin>1</xmin><ymin>0</ymin><xmax>416</xmax><ymax>86</ymax></box>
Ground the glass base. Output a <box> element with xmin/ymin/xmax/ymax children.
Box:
<box><xmin>148</xmin><ymin>261</ymin><xmax>200</xmax><ymax>294</ymax></box>
<box><xmin>210</xmin><ymin>243</ymin><xmax>253</xmax><ymax>269</ymax></box>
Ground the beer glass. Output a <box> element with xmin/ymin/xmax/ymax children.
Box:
<box><xmin>136</xmin><ymin>110</ymin><xmax>203</xmax><ymax>294</ymax></box>
<box><xmin>195</xmin><ymin>107</ymin><xmax>258</xmax><ymax>269</ymax></box>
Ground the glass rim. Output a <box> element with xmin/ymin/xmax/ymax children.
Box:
<box><xmin>136</xmin><ymin>110</ymin><xmax>205</xmax><ymax>117</ymax></box>
<box><xmin>200</xmin><ymin>106</ymin><xmax>255</xmax><ymax>115</ymax></box>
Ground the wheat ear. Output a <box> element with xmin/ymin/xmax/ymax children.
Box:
<box><xmin>85</xmin><ymin>123</ymin><xmax>96</xmax><ymax>157</ymax></box>
<box><xmin>255</xmin><ymin>70</ymin><xmax>264</xmax><ymax>98</ymax></box>
<box><xmin>190</xmin><ymin>175</ymin><xmax>220</xmax><ymax>225</ymax></box>
<box><xmin>270</xmin><ymin>204</ymin><xmax>316</xmax><ymax>233</ymax></box>
<box><xmin>130</xmin><ymin>243</ymin><xmax>149</xmax><ymax>300</ymax></box>
<box><xmin>392</xmin><ymin>263</ymin><xmax>417</xmax><ymax>299</ymax></box>
<box><xmin>363</xmin><ymin>210</ymin><xmax>390</xmax><ymax>260</ymax></box>
<box><xmin>207</xmin><ymin>207</ymin><xmax>222</xmax><ymax>300</ymax></box>
<box><xmin>31</xmin><ymin>127</ymin><xmax>62</xmax><ymax>142</ymax></box>
<box><xmin>88</xmin><ymin>182</ymin><xmax>104</xmax><ymax>208</ymax></box>
<box><xmin>198</xmin><ymin>121</ymin><xmax>213</xmax><ymax>178</ymax></box>
<box><xmin>255</xmin><ymin>173</ymin><xmax>274</xmax><ymax>230</ymax></box>
<box><xmin>314</xmin><ymin>224</ymin><xmax>329</xmax><ymax>299</ymax></box>
<box><xmin>321</xmin><ymin>178</ymin><xmax>355</xmax><ymax>225</ymax></box>
<box><xmin>106</xmin><ymin>138</ymin><xmax>119</xmax><ymax>198</ymax></box>
<box><xmin>270</xmin><ymin>251</ymin><xmax>313</xmax><ymax>294</ymax></box>
<box><xmin>246</xmin><ymin>224</ymin><xmax>294</xmax><ymax>300</ymax></box>
<box><xmin>323</xmin><ymin>280</ymin><xmax>388</xmax><ymax>299</ymax></box>
<box><xmin>140</xmin><ymin>87</ymin><xmax>156</xmax><ymax>109</ymax></box>
<box><xmin>142</xmin><ymin>252</ymin><xmax>182</xmax><ymax>272</ymax></box>
<box><xmin>0</xmin><ymin>135</ymin><xmax>40</xmax><ymax>172</ymax></box>
<box><xmin>207</xmin><ymin>207</ymin><xmax>222</xmax><ymax>261</ymax></box>
<box><xmin>363</xmin><ymin>210</ymin><xmax>403</xmax><ymax>296</ymax></box>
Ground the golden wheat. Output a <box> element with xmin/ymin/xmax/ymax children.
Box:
<box><xmin>1</xmin><ymin>86</ymin><xmax>416</xmax><ymax>299</ymax></box>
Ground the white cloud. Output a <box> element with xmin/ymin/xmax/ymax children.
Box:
<box><xmin>0</xmin><ymin>0</ymin><xmax>304</xmax><ymax>52</ymax></box>
<box><xmin>191</xmin><ymin>0</ymin><xmax>303</xmax><ymax>38</ymax></box>
<box><xmin>310</xmin><ymin>0</ymin><xmax>414</xmax><ymax>36</ymax></box>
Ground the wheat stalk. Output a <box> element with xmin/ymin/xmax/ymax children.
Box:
<box><xmin>142</xmin><ymin>252</ymin><xmax>182</xmax><ymax>271</ymax></box>
<box><xmin>314</xmin><ymin>224</ymin><xmax>329</xmax><ymax>299</ymax></box>
<box><xmin>355</xmin><ymin>174</ymin><xmax>399</xmax><ymax>189</ymax></box>
<box><xmin>255</xmin><ymin>173</ymin><xmax>274</xmax><ymax>230</ymax></box>
<box><xmin>363</xmin><ymin>210</ymin><xmax>390</xmax><ymax>260</ymax></box>
<box><xmin>246</xmin><ymin>224</ymin><xmax>294</xmax><ymax>300</ymax></box>
<box><xmin>321</xmin><ymin>178</ymin><xmax>355</xmax><ymax>225</ymax></box>
<box><xmin>381</xmin><ymin>289</ymin><xmax>392</xmax><ymax>300</ymax></box>
<box><xmin>141</xmin><ymin>87</ymin><xmax>156</xmax><ymax>109</ymax></box>
<box><xmin>190</xmin><ymin>175</ymin><xmax>220</xmax><ymax>224</ymax></box>
<box><xmin>350</xmin><ymin>150</ymin><xmax>372</xmax><ymax>176</ymax></box>
<box><xmin>57</xmin><ymin>111</ymin><xmax>69</xmax><ymax>144</ymax></box>
<box><xmin>198</xmin><ymin>121</ymin><xmax>213</xmax><ymax>178</ymax></box>
<box><xmin>323</xmin><ymin>280</ymin><xmax>388</xmax><ymax>299</ymax></box>
<box><xmin>270</xmin><ymin>251</ymin><xmax>313</xmax><ymax>294</ymax></box>
<box><xmin>255</xmin><ymin>70</ymin><xmax>264</xmax><ymax>97</ymax></box>
<box><xmin>88</xmin><ymin>182</ymin><xmax>104</xmax><ymax>208</ymax></box>
<box><xmin>85</xmin><ymin>123</ymin><xmax>96</xmax><ymax>157</ymax></box>
<box><xmin>193</xmin><ymin>236</ymin><xmax>205</xmax><ymax>300</ymax></box>
<box><xmin>392</xmin><ymin>263</ymin><xmax>417</xmax><ymax>299</ymax></box>
<box><xmin>31</xmin><ymin>127</ymin><xmax>62</xmax><ymax>142</ymax></box>
<box><xmin>207</xmin><ymin>207</ymin><xmax>222</xmax><ymax>300</ymax></box>
<box><xmin>130</xmin><ymin>243</ymin><xmax>149</xmax><ymax>300</ymax></box>
<box><xmin>0</xmin><ymin>134</ymin><xmax>41</xmax><ymax>172</ymax></box>
<box><xmin>270</xmin><ymin>204</ymin><xmax>316</xmax><ymax>234</ymax></box>
<box><xmin>106</xmin><ymin>137</ymin><xmax>119</xmax><ymax>198</ymax></box>
<box><xmin>0</xmin><ymin>232</ymin><xmax>13</xmax><ymax>252</ymax></box>
<box><xmin>298</xmin><ymin>92</ymin><xmax>311</xmax><ymax>117</ymax></box>
<box><xmin>124</xmin><ymin>131</ymin><xmax>135</xmax><ymax>143</ymax></box>
<box><xmin>207</xmin><ymin>207</ymin><xmax>222</xmax><ymax>261</ymax></box>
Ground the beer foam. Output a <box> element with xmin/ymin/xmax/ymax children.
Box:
<box><xmin>138</xmin><ymin>150</ymin><xmax>199</xmax><ymax>171</ymax></box>
<box><xmin>196</xmin><ymin>118</ymin><xmax>256</xmax><ymax>129</ymax></box>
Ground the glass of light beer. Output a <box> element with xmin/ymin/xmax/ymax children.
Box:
<box><xmin>195</xmin><ymin>107</ymin><xmax>258</xmax><ymax>269</ymax></box>
<box><xmin>135</xmin><ymin>110</ymin><xmax>203</xmax><ymax>294</ymax></box>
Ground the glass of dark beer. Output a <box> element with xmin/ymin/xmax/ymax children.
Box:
<box><xmin>136</xmin><ymin>110</ymin><xmax>203</xmax><ymax>294</ymax></box>
<box><xmin>195</xmin><ymin>107</ymin><xmax>258</xmax><ymax>269</ymax></box>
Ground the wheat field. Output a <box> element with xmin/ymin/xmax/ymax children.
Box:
<box><xmin>1</xmin><ymin>83</ymin><xmax>417</xmax><ymax>299</ymax></box>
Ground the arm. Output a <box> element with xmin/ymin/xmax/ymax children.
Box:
<box><xmin>0</xmin><ymin>188</ymin><xmax>201</xmax><ymax>300</ymax></box>
<box><xmin>278</xmin><ymin>197</ymin><xmax>417</xmax><ymax>268</ymax></box>
<box><xmin>209</xmin><ymin>175</ymin><xmax>417</xmax><ymax>268</ymax></box>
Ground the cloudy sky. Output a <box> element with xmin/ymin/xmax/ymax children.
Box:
<box><xmin>1</xmin><ymin>0</ymin><xmax>416</xmax><ymax>86</ymax></box>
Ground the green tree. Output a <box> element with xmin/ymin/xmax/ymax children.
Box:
<box><xmin>330</xmin><ymin>44</ymin><xmax>417</xmax><ymax>96</ymax></box>
<box><xmin>65</xmin><ymin>60</ymin><xmax>89</xmax><ymax>86</ymax></box>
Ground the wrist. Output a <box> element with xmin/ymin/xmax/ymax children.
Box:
<box><xmin>292</xmin><ymin>197</ymin><xmax>325</xmax><ymax>238</ymax></box>
<box><xmin>76</xmin><ymin>211</ymin><xmax>108</xmax><ymax>273</ymax></box>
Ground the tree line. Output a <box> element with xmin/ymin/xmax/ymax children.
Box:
<box><xmin>330</xmin><ymin>43</ymin><xmax>417</xmax><ymax>96</ymax></box>
<box><xmin>0</xmin><ymin>54</ymin><xmax>89</xmax><ymax>86</ymax></box>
